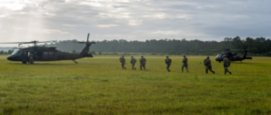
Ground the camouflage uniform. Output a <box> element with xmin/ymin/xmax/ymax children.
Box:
<box><xmin>182</xmin><ymin>55</ymin><xmax>188</xmax><ymax>72</ymax></box>
<box><xmin>130</xmin><ymin>56</ymin><xmax>137</xmax><ymax>70</ymax></box>
<box><xmin>165</xmin><ymin>56</ymin><xmax>172</xmax><ymax>72</ymax></box>
<box><xmin>119</xmin><ymin>56</ymin><xmax>126</xmax><ymax>69</ymax></box>
<box><xmin>204</xmin><ymin>56</ymin><xmax>215</xmax><ymax>74</ymax></box>
<box><xmin>223</xmin><ymin>56</ymin><xmax>231</xmax><ymax>74</ymax></box>
<box><xmin>29</xmin><ymin>53</ymin><xmax>34</xmax><ymax>64</ymax></box>
<box><xmin>140</xmin><ymin>56</ymin><xmax>146</xmax><ymax>70</ymax></box>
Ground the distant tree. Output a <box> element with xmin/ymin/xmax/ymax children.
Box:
<box><xmin>43</xmin><ymin>36</ymin><xmax>271</xmax><ymax>56</ymax></box>
<box><xmin>72</xmin><ymin>50</ymin><xmax>77</xmax><ymax>54</ymax></box>
<box><xmin>232</xmin><ymin>36</ymin><xmax>244</xmax><ymax>49</ymax></box>
<box><xmin>89</xmin><ymin>50</ymin><xmax>96</xmax><ymax>54</ymax></box>
<box><xmin>8</xmin><ymin>50</ymin><xmax>13</xmax><ymax>54</ymax></box>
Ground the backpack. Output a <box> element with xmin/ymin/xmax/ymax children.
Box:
<box><xmin>204</xmin><ymin>59</ymin><xmax>208</xmax><ymax>66</ymax></box>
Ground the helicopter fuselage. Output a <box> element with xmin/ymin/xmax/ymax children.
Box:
<box><xmin>2</xmin><ymin>33</ymin><xmax>94</xmax><ymax>64</ymax></box>
<box><xmin>7</xmin><ymin>46</ymin><xmax>92</xmax><ymax>63</ymax></box>
<box><xmin>215</xmin><ymin>51</ymin><xmax>252</xmax><ymax>62</ymax></box>
<box><xmin>215</xmin><ymin>54</ymin><xmax>244</xmax><ymax>62</ymax></box>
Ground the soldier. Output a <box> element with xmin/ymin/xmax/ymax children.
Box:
<box><xmin>223</xmin><ymin>55</ymin><xmax>232</xmax><ymax>74</ymax></box>
<box><xmin>130</xmin><ymin>56</ymin><xmax>137</xmax><ymax>70</ymax></box>
<box><xmin>29</xmin><ymin>52</ymin><xmax>34</xmax><ymax>64</ymax></box>
<box><xmin>165</xmin><ymin>56</ymin><xmax>172</xmax><ymax>72</ymax></box>
<box><xmin>182</xmin><ymin>55</ymin><xmax>189</xmax><ymax>72</ymax></box>
<box><xmin>119</xmin><ymin>55</ymin><xmax>126</xmax><ymax>69</ymax></box>
<box><xmin>140</xmin><ymin>56</ymin><xmax>146</xmax><ymax>70</ymax></box>
<box><xmin>204</xmin><ymin>56</ymin><xmax>215</xmax><ymax>74</ymax></box>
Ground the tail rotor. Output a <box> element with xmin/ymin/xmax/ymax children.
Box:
<box><xmin>87</xmin><ymin>33</ymin><xmax>89</xmax><ymax>43</ymax></box>
<box><xmin>78</xmin><ymin>33</ymin><xmax>95</xmax><ymax>44</ymax></box>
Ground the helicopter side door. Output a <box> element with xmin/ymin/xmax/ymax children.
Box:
<box><xmin>43</xmin><ymin>51</ymin><xmax>56</xmax><ymax>61</ymax></box>
<box><xmin>21</xmin><ymin>51</ymin><xmax>29</xmax><ymax>62</ymax></box>
<box><xmin>30</xmin><ymin>51</ymin><xmax>43</xmax><ymax>61</ymax></box>
<box><xmin>43</xmin><ymin>52</ymin><xmax>49</xmax><ymax>61</ymax></box>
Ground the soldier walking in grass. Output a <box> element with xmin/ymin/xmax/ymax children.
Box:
<box><xmin>165</xmin><ymin>56</ymin><xmax>172</xmax><ymax>72</ymax></box>
<box><xmin>223</xmin><ymin>55</ymin><xmax>232</xmax><ymax>74</ymax></box>
<box><xmin>140</xmin><ymin>56</ymin><xmax>146</xmax><ymax>70</ymax></box>
<box><xmin>119</xmin><ymin>55</ymin><xmax>126</xmax><ymax>69</ymax></box>
<box><xmin>182</xmin><ymin>55</ymin><xmax>189</xmax><ymax>72</ymax></box>
<box><xmin>130</xmin><ymin>56</ymin><xmax>137</xmax><ymax>70</ymax></box>
<box><xmin>204</xmin><ymin>56</ymin><xmax>215</xmax><ymax>74</ymax></box>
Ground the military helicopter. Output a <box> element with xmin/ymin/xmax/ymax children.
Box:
<box><xmin>0</xmin><ymin>33</ymin><xmax>95</xmax><ymax>64</ymax></box>
<box><xmin>215</xmin><ymin>48</ymin><xmax>252</xmax><ymax>62</ymax></box>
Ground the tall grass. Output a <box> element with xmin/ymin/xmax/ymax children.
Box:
<box><xmin>0</xmin><ymin>55</ymin><xmax>271</xmax><ymax>115</ymax></box>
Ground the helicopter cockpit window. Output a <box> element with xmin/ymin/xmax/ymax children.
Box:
<box><xmin>49</xmin><ymin>52</ymin><xmax>53</xmax><ymax>55</ymax></box>
<box><xmin>216</xmin><ymin>54</ymin><xmax>223</xmax><ymax>58</ymax></box>
<box><xmin>11</xmin><ymin>50</ymin><xmax>19</xmax><ymax>55</ymax></box>
<box><xmin>43</xmin><ymin>52</ymin><xmax>48</xmax><ymax>55</ymax></box>
<box><xmin>17</xmin><ymin>51</ymin><xmax>23</xmax><ymax>56</ymax></box>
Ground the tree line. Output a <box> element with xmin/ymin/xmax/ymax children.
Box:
<box><xmin>44</xmin><ymin>36</ymin><xmax>271</xmax><ymax>56</ymax></box>
<box><xmin>0</xmin><ymin>50</ymin><xmax>14</xmax><ymax>54</ymax></box>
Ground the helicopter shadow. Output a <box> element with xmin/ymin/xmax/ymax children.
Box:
<box><xmin>231</xmin><ymin>61</ymin><xmax>265</xmax><ymax>67</ymax></box>
<box><xmin>8</xmin><ymin>62</ymin><xmax>78</xmax><ymax>66</ymax></box>
<box><xmin>232</xmin><ymin>61</ymin><xmax>253</xmax><ymax>64</ymax></box>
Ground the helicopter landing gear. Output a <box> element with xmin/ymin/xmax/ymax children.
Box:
<box><xmin>22</xmin><ymin>61</ymin><xmax>27</xmax><ymax>64</ymax></box>
<box><xmin>219</xmin><ymin>61</ymin><xmax>221</xmax><ymax>63</ymax></box>
<box><xmin>72</xmin><ymin>60</ymin><xmax>78</xmax><ymax>64</ymax></box>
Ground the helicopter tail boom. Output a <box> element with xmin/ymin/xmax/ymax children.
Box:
<box><xmin>245</xmin><ymin>57</ymin><xmax>252</xmax><ymax>59</ymax></box>
<box><xmin>242</xmin><ymin>49</ymin><xmax>247</xmax><ymax>59</ymax></box>
<box><xmin>242</xmin><ymin>47</ymin><xmax>252</xmax><ymax>60</ymax></box>
<box><xmin>79</xmin><ymin>33</ymin><xmax>95</xmax><ymax>56</ymax></box>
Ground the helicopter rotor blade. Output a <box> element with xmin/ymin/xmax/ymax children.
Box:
<box><xmin>0</xmin><ymin>40</ymin><xmax>57</xmax><ymax>48</ymax></box>
<box><xmin>0</xmin><ymin>40</ymin><xmax>56</xmax><ymax>44</ymax></box>
<box><xmin>87</xmin><ymin>33</ymin><xmax>90</xmax><ymax>42</ymax></box>
<box><xmin>0</xmin><ymin>42</ymin><xmax>33</xmax><ymax>44</ymax></box>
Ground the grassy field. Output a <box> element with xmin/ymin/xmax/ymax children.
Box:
<box><xmin>0</xmin><ymin>55</ymin><xmax>271</xmax><ymax>115</ymax></box>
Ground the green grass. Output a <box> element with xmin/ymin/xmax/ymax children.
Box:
<box><xmin>0</xmin><ymin>55</ymin><xmax>271</xmax><ymax>115</ymax></box>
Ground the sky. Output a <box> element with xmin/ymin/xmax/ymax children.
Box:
<box><xmin>0</xmin><ymin>0</ymin><xmax>271</xmax><ymax>47</ymax></box>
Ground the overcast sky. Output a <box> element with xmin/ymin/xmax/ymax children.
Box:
<box><xmin>0</xmin><ymin>0</ymin><xmax>271</xmax><ymax>46</ymax></box>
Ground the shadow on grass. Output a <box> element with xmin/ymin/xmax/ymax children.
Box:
<box><xmin>231</xmin><ymin>61</ymin><xmax>254</xmax><ymax>64</ymax></box>
<box><xmin>7</xmin><ymin>62</ymin><xmax>77</xmax><ymax>66</ymax></box>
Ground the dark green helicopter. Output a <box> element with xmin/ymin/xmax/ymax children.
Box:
<box><xmin>0</xmin><ymin>33</ymin><xmax>95</xmax><ymax>64</ymax></box>
<box><xmin>215</xmin><ymin>48</ymin><xmax>252</xmax><ymax>63</ymax></box>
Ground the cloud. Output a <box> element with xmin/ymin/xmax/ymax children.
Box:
<box><xmin>43</xmin><ymin>29</ymin><xmax>68</xmax><ymax>34</ymax></box>
<box><xmin>0</xmin><ymin>13</ymin><xmax>8</xmax><ymax>18</ymax></box>
<box><xmin>128</xmin><ymin>20</ymin><xmax>142</xmax><ymax>26</ymax></box>
<box><xmin>97</xmin><ymin>24</ymin><xmax>118</xmax><ymax>28</ymax></box>
<box><xmin>0</xmin><ymin>0</ymin><xmax>26</xmax><ymax>10</ymax></box>
<box><xmin>1</xmin><ymin>0</ymin><xmax>271</xmax><ymax>47</ymax></box>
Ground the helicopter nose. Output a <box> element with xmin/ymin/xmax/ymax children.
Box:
<box><xmin>215</xmin><ymin>57</ymin><xmax>222</xmax><ymax>61</ymax></box>
<box><xmin>7</xmin><ymin>56</ymin><xmax>13</xmax><ymax>60</ymax></box>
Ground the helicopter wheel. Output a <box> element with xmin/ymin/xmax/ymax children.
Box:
<box><xmin>22</xmin><ymin>61</ymin><xmax>27</xmax><ymax>64</ymax></box>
